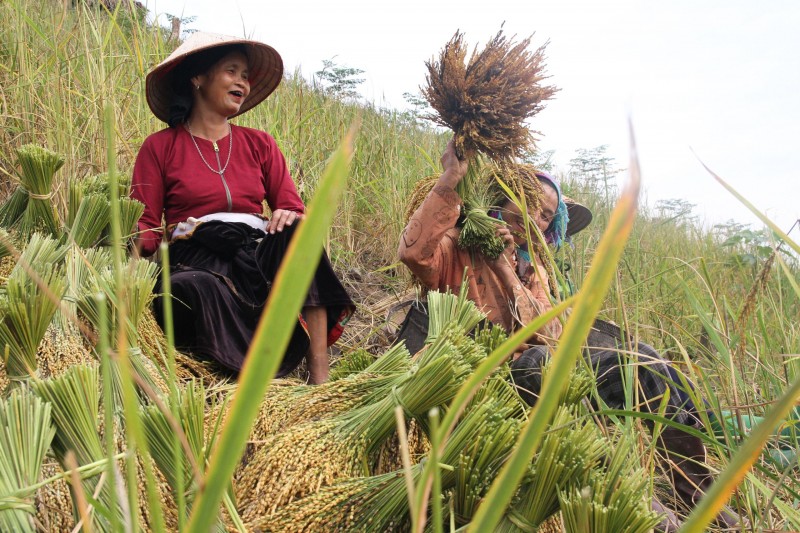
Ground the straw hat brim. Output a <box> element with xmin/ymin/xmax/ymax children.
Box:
<box><xmin>565</xmin><ymin>198</ymin><xmax>593</xmax><ymax>237</ymax></box>
<box><xmin>145</xmin><ymin>32</ymin><xmax>283</xmax><ymax>124</ymax></box>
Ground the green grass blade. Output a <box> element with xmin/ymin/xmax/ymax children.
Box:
<box><xmin>679</xmin><ymin>375</ymin><xmax>800</xmax><ymax>532</ymax></box>
<box><xmin>186</xmin><ymin>127</ymin><xmax>355</xmax><ymax>532</ymax></box>
<box><xmin>696</xmin><ymin>157</ymin><xmax>800</xmax><ymax>256</ymax></box>
<box><xmin>467</xmin><ymin>122</ymin><xmax>641</xmax><ymax>532</ymax></box>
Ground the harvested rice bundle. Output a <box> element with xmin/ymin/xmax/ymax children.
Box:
<box><xmin>77</xmin><ymin>257</ymin><xmax>159</xmax><ymax>342</ymax></box>
<box><xmin>329</xmin><ymin>348</ymin><xmax>377</xmax><ymax>380</ymax></box>
<box><xmin>34</xmin><ymin>462</ymin><xmax>75</xmax><ymax>532</ymax></box>
<box><xmin>0</xmin><ymin>188</ymin><xmax>28</xmax><ymax>229</ymax></box>
<box><xmin>558</xmin><ymin>436</ymin><xmax>661</xmax><ymax>533</ymax></box>
<box><xmin>0</xmin><ymin>229</ymin><xmax>11</xmax><ymax>259</ymax></box>
<box><xmin>497</xmin><ymin>406</ymin><xmax>608</xmax><ymax>530</ymax></box>
<box><xmin>0</xmin><ymin>390</ymin><xmax>56</xmax><ymax>532</ymax></box>
<box><xmin>250</xmin><ymin>343</ymin><xmax>412</xmax><ymax>438</ymax></box>
<box><xmin>13</xmin><ymin>144</ymin><xmax>64</xmax><ymax>237</ymax></box>
<box><xmin>425</xmin><ymin>285</ymin><xmax>486</xmax><ymax>344</ymax></box>
<box><xmin>117</xmin><ymin>197</ymin><xmax>145</xmax><ymax>242</ymax></box>
<box><xmin>36</xmin><ymin>324</ymin><xmax>96</xmax><ymax>382</ymax></box>
<box><xmin>30</xmin><ymin>364</ymin><xmax>125</xmax><ymax>530</ymax></box>
<box><xmin>68</xmin><ymin>194</ymin><xmax>111</xmax><ymax>248</ymax></box>
<box><xmin>422</xmin><ymin>30</ymin><xmax>557</xmax><ymax>161</ymax></box>
<box><xmin>258</xmin><ymin>398</ymin><xmax>514</xmax><ymax>532</ymax></box>
<box><xmin>142</xmin><ymin>379</ymin><xmax>239</xmax><ymax>530</ymax></box>
<box><xmin>237</xmin><ymin>325</ymin><xmax>474</xmax><ymax>518</ymax></box>
<box><xmin>0</xmin><ymin>263</ymin><xmax>66</xmax><ymax>383</ymax></box>
<box><xmin>8</xmin><ymin>233</ymin><xmax>67</xmax><ymax>284</ymax></box>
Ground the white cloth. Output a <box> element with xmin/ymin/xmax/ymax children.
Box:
<box><xmin>170</xmin><ymin>212</ymin><xmax>268</xmax><ymax>241</ymax></box>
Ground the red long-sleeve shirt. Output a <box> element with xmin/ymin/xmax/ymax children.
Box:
<box><xmin>131</xmin><ymin>124</ymin><xmax>304</xmax><ymax>256</ymax></box>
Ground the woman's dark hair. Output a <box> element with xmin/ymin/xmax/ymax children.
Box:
<box><xmin>167</xmin><ymin>44</ymin><xmax>249</xmax><ymax>127</ymax></box>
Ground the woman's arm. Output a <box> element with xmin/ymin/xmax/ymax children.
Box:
<box><xmin>398</xmin><ymin>140</ymin><xmax>468</xmax><ymax>288</ymax></box>
<box><xmin>259</xmin><ymin>132</ymin><xmax>305</xmax><ymax>234</ymax></box>
<box><xmin>486</xmin><ymin>228</ymin><xmax>563</xmax><ymax>342</ymax></box>
<box><xmin>130</xmin><ymin>137</ymin><xmax>166</xmax><ymax>257</ymax></box>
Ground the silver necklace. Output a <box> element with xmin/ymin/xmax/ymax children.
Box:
<box><xmin>186</xmin><ymin>122</ymin><xmax>233</xmax><ymax>176</ymax></box>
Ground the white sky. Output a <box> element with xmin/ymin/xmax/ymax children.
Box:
<box><xmin>145</xmin><ymin>0</ymin><xmax>799</xmax><ymax>233</ymax></box>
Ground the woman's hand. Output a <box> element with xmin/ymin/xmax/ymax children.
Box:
<box><xmin>439</xmin><ymin>138</ymin><xmax>469</xmax><ymax>188</ymax></box>
<box><xmin>486</xmin><ymin>225</ymin><xmax>518</xmax><ymax>281</ymax></box>
<box><xmin>268</xmin><ymin>209</ymin><xmax>304</xmax><ymax>234</ymax></box>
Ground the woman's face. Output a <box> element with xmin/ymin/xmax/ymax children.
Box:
<box><xmin>500</xmin><ymin>182</ymin><xmax>559</xmax><ymax>247</ymax></box>
<box><xmin>537</xmin><ymin>181</ymin><xmax>559</xmax><ymax>234</ymax></box>
<box><xmin>191</xmin><ymin>50</ymin><xmax>251</xmax><ymax>118</ymax></box>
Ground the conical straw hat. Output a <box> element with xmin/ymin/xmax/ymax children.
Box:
<box><xmin>145</xmin><ymin>32</ymin><xmax>283</xmax><ymax>123</ymax></box>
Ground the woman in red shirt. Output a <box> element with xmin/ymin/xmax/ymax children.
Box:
<box><xmin>131</xmin><ymin>32</ymin><xmax>353</xmax><ymax>383</ymax></box>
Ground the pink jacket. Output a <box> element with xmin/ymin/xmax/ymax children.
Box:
<box><xmin>398</xmin><ymin>182</ymin><xmax>562</xmax><ymax>343</ymax></box>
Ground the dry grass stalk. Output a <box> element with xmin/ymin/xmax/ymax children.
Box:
<box><xmin>423</xmin><ymin>29</ymin><xmax>558</xmax><ymax>161</ymax></box>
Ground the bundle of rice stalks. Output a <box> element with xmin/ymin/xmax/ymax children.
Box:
<box><xmin>30</xmin><ymin>364</ymin><xmax>124</xmax><ymax>529</ymax></box>
<box><xmin>425</xmin><ymin>285</ymin><xmax>486</xmax><ymax>344</ymax></box>
<box><xmin>35</xmin><ymin>324</ymin><xmax>96</xmax><ymax>382</ymax></box>
<box><xmin>558</xmin><ymin>436</ymin><xmax>661</xmax><ymax>533</ymax></box>
<box><xmin>0</xmin><ymin>263</ymin><xmax>66</xmax><ymax>382</ymax></box>
<box><xmin>457</xmin><ymin>177</ymin><xmax>507</xmax><ymax>260</ymax></box>
<box><xmin>0</xmin><ymin>187</ymin><xmax>29</xmax><ymax>229</ymax></box>
<box><xmin>472</xmin><ymin>320</ymin><xmax>509</xmax><ymax>354</ymax></box>
<box><xmin>68</xmin><ymin>194</ymin><xmax>111</xmax><ymax>248</ymax></box>
<box><xmin>8</xmin><ymin>233</ymin><xmax>67</xmax><ymax>284</ymax></box>
<box><xmin>77</xmin><ymin>257</ymin><xmax>159</xmax><ymax>343</ymax></box>
<box><xmin>34</xmin><ymin>462</ymin><xmax>75</xmax><ymax>532</ymax></box>
<box><xmin>496</xmin><ymin>406</ymin><xmax>609</xmax><ymax>530</ymax></box>
<box><xmin>0</xmin><ymin>229</ymin><xmax>11</xmax><ymax>260</ymax></box>
<box><xmin>237</xmin><ymin>324</ymin><xmax>476</xmax><ymax>518</ymax></box>
<box><xmin>450</xmin><ymin>414</ymin><xmax>521</xmax><ymax>526</ymax></box>
<box><xmin>329</xmin><ymin>348</ymin><xmax>377</xmax><ymax>380</ymax></box>
<box><xmin>12</xmin><ymin>144</ymin><xmax>64</xmax><ymax>237</ymax></box>
<box><xmin>250</xmin><ymin>343</ymin><xmax>411</xmax><ymax>438</ymax></box>
<box><xmin>117</xmin><ymin>197</ymin><xmax>145</xmax><ymax>242</ymax></box>
<box><xmin>258</xmin><ymin>396</ymin><xmax>514</xmax><ymax>532</ymax></box>
<box><xmin>0</xmin><ymin>390</ymin><xmax>56</xmax><ymax>532</ymax></box>
<box><xmin>142</xmin><ymin>379</ymin><xmax>239</xmax><ymax>530</ymax></box>
<box><xmin>422</xmin><ymin>30</ymin><xmax>557</xmax><ymax>161</ymax></box>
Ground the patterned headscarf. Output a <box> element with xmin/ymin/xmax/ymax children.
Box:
<box><xmin>534</xmin><ymin>171</ymin><xmax>569</xmax><ymax>249</ymax></box>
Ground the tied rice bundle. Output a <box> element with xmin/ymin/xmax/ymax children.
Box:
<box><xmin>0</xmin><ymin>390</ymin><xmax>56</xmax><ymax>532</ymax></box>
<box><xmin>14</xmin><ymin>145</ymin><xmax>64</xmax><ymax>237</ymax></box>
<box><xmin>30</xmin><ymin>364</ymin><xmax>125</xmax><ymax>530</ymax></box>
<box><xmin>423</xmin><ymin>30</ymin><xmax>557</xmax><ymax>161</ymax></box>
<box><xmin>499</xmin><ymin>406</ymin><xmax>608</xmax><ymax>530</ymax></box>
<box><xmin>8</xmin><ymin>233</ymin><xmax>67</xmax><ymax>285</ymax></box>
<box><xmin>251</xmin><ymin>344</ymin><xmax>411</xmax><ymax>438</ymax></box>
<box><xmin>329</xmin><ymin>348</ymin><xmax>378</xmax><ymax>380</ymax></box>
<box><xmin>117</xmin><ymin>198</ymin><xmax>145</xmax><ymax>242</ymax></box>
<box><xmin>77</xmin><ymin>257</ymin><xmax>159</xmax><ymax>342</ymax></box>
<box><xmin>0</xmin><ymin>263</ymin><xmax>66</xmax><ymax>382</ymax></box>
<box><xmin>260</xmin><ymin>398</ymin><xmax>514</xmax><ymax>532</ymax></box>
<box><xmin>0</xmin><ymin>188</ymin><xmax>28</xmax><ymax>229</ymax></box>
<box><xmin>237</xmin><ymin>325</ymin><xmax>477</xmax><ymax>518</ymax></box>
<box><xmin>558</xmin><ymin>437</ymin><xmax>661</xmax><ymax>533</ymax></box>
<box><xmin>0</xmin><ymin>229</ymin><xmax>11</xmax><ymax>259</ymax></box>
<box><xmin>142</xmin><ymin>379</ymin><xmax>239</xmax><ymax>530</ymax></box>
<box><xmin>425</xmin><ymin>284</ymin><xmax>486</xmax><ymax>344</ymax></box>
<box><xmin>68</xmin><ymin>194</ymin><xmax>111</xmax><ymax>248</ymax></box>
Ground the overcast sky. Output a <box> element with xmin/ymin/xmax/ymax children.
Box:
<box><xmin>145</xmin><ymin>0</ymin><xmax>799</xmax><ymax>234</ymax></box>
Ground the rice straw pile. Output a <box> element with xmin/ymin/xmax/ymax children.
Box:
<box><xmin>422</xmin><ymin>29</ymin><xmax>558</xmax><ymax>161</ymax></box>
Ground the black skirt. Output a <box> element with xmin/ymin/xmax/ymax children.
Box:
<box><xmin>154</xmin><ymin>221</ymin><xmax>354</xmax><ymax>376</ymax></box>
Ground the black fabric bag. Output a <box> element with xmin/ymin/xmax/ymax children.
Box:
<box><xmin>393</xmin><ymin>300</ymin><xmax>429</xmax><ymax>355</ymax></box>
